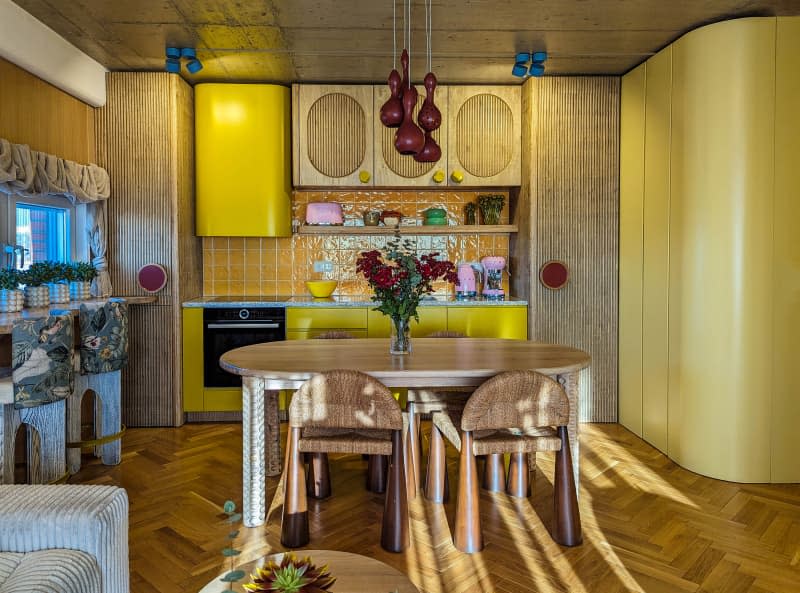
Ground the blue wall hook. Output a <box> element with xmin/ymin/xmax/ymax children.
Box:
<box><xmin>165</xmin><ymin>47</ymin><xmax>181</xmax><ymax>59</ymax></box>
<box><xmin>186</xmin><ymin>58</ymin><xmax>203</xmax><ymax>74</ymax></box>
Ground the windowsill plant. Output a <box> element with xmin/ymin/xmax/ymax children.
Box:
<box><xmin>0</xmin><ymin>269</ymin><xmax>23</xmax><ymax>313</ymax></box>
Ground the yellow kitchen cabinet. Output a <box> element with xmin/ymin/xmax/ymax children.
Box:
<box><xmin>366</xmin><ymin>308</ymin><xmax>448</xmax><ymax>338</ymax></box>
<box><xmin>446</xmin><ymin>86</ymin><xmax>521</xmax><ymax>187</ymax></box>
<box><xmin>292</xmin><ymin>85</ymin><xmax>374</xmax><ymax>187</ymax></box>
<box><xmin>447</xmin><ymin>306</ymin><xmax>527</xmax><ymax>339</ymax></box>
<box><xmin>287</xmin><ymin>329</ymin><xmax>368</xmax><ymax>340</ymax></box>
<box><xmin>286</xmin><ymin>307</ymin><xmax>368</xmax><ymax>333</ymax></box>
<box><xmin>372</xmin><ymin>85</ymin><xmax>449</xmax><ymax>187</ymax></box>
<box><xmin>195</xmin><ymin>84</ymin><xmax>291</xmax><ymax>237</ymax></box>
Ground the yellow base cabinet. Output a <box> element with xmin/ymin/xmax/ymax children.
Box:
<box><xmin>286</xmin><ymin>307</ymin><xmax>368</xmax><ymax>334</ymax></box>
<box><xmin>366</xmin><ymin>308</ymin><xmax>448</xmax><ymax>338</ymax></box>
<box><xmin>182</xmin><ymin>308</ymin><xmax>204</xmax><ymax>412</ymax></box>
<box><xmin>447</xmin><ymin>306</ymin><xmax>527</xmax><ymax>339</ymax></box>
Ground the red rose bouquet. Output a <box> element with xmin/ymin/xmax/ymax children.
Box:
<box><xmin>356</xmin><ymin>236</ymin><xmax>457</xmax><ymax>353</ymax></box>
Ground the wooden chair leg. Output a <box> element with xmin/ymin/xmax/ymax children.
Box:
<box><xmin>306</xmin><ymin>452</ymin><xmax>331</xmax><ymax>499</ymax></box>
<box><xmin>405</xmin><ymin>402</ymin><xmax>420</xmax><ymax>500</ymax></box>
<box><xmin>454</xmin><ymin>431</ymin><xmax>483</xmax><ymax>553</ymax></box>
<box><xmin>381</xmin><ymin>429</ymin><xmax>409</xmax><ymax>553</ymax></box>
<box><xmin>367</xmin><ymin>454</ymin><xmax>388</xmax><ymax>493</ymax></box>
<box><xmin>281</xmin><ymin>427</ymin><xmax>309</xmax><ymax>548</ymax></box>
<box><xmin>507</xmin><ymin>452</ymin><xmax>530</xmax><ymax>498</ymax></box>
<box><xmin>424</xmin><ymin>424</ymin><xmax>448</xmax><ymax>503</ymax></box>
<box><xmin>553</xmin><ymin>426</ymin><xmax>582</xmax><ymax>546</ymax></box>
<box><xmin>482</xmin><ymin>453</ymin><xmax>505</xmax><ymax>492</ymax></box>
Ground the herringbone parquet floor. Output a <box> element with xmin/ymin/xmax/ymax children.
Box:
<box><xmin>71</xmin><ymin>423</ymin><xmax>800</xmax><ymax>593</ymax></box>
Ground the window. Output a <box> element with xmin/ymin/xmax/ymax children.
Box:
<box><xmin>1</xmin><ymin>194</ymin><xmax>86</xmax><ymax>269</ymax></box>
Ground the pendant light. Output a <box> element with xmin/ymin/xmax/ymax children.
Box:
<box><xmin>414</xmin><ymin>0</ymin><xmax>441</xmax><ymax>162</ymax></box>
<box><xmin>393</xmin><ymin>0</ymin><xmax>424</xmax><ymax>155</ymax></box>
<box><xmin>379</xmin><ymin>0</ymin><xmax>403</xmax><ymax>127</ymax></box>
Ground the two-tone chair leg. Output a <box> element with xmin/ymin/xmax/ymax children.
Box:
<box><xmin>306</xmin><ymin>452</ymin><xmax>331</xmax><ymax>499</ymax></box>
<box><xmin>281</xmin><ymin>427</ymin><xmax>309</xmax><ymax>547</ymax></box>
<box><xmin>367</xmin><ymin>454</ymin><xmax>388</xmax><ymax>493</ymax></box>
<box><xmin>507</xmin><ymin>453</ymin><xmax>530</xmax><ymax>498</ymax></box>
<box><xmin>553</xmin><ymin>426</ymin><xmax>582</xmax><ymax>546</ymax></box>
<box><xmin>454</xmin><ymin>431</ymin><xmax>483</xmax><ymax>553</ymax></box>
<box><xmin>424</xmin><ymin>424</ymin><xmax>449</xmax><ymax>503</ymax></box>
<box><xmin>482</xmin><ymin>453</ymin><xmax>505</xmax><ymax>492</ymax></box>
<box><xmin>381</xmin><ymin>429</ymin><xmax>409</xmax><ymax>552</ymax></box>
<box><xmin>405</xmin><ymin>402</ymin><xmax>421</xmax><ymax>500</ymax></box>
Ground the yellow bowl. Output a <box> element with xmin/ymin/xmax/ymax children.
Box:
<box><xmin>305</xmin><ymin>280</ymin><xmax>338</xmax><ymax>298</ymax></box>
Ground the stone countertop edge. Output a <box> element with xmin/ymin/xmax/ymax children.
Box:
<box><xmin>183</xmin><ymin>296</ymin><xmax>528</xmax><ymax>308</ymax></box>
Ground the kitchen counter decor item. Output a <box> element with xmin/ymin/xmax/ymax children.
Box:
<box><xmin>478</xmin><ymin>194</ymin><xmax>506</xmax><ymax>225</ymax></box>
<box><xmin>0</xmin><ymin>269</ymin><xmax>23</xmax><ymax>313</ymax></box>
<box><xmin>363</xmin><ymin>210</ymin><xmax>381</xmax><ymax>226</ymax></box>
<box><xmin>305</xmin><ymin>280</ymin><xmax>338</xmax><ymax>298</ymax></box>
<box><xmin>481</xmin><ymin>255</ymin><xmax>507</xmax><ymax>300</ymax></box>
<box><xmin>422</xmin><ymin>207</ymin><xmax>447</xmax><ymax>225</ymax></box>
<box><xmin>465</xmin><ymin>202</ymin><xmax>477</xmax><ymax>225</ymax></box>
<box><xmin>305</xmin><ymin>202</ymin><xmax>344</xmax><ymax>225</ymax></box>
<box><xmin>67</xmin><ymin>262</ymin><xmax>97</xmax><ymax>300</ymax></box>
<box><xmin>47</xmin><ymin>262</ymin><xmax>70</xmax><ymax>304</ymax></box>
<box><xmin>357</xmin><ymin>233</ymin><xmax>457</xmax><ymax>354</ymax></box>
<box><xmin>20</xmin><ymin>261</ymin><xmax>53</xmax><ymax>308</ymax></box>
<box><xmin>380</xmin><ymin>209</ymin><xmax>403</xmax><ymax>227</ymax></box>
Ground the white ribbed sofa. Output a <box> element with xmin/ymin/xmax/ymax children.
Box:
<box><xmin>0</xmin><ymin>485</ymin><xmax>128</xmax><ymax>593</ymax></box>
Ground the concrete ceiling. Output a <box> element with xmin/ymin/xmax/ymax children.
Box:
<box><xmin>12</xmin><ymin>0</ymin><xmax>800</xmax><ymax>84</ymax></box>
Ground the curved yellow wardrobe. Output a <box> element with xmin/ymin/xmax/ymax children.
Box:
<box><xmin>620</xmin><ymin>17</ymin><xmax>800</xmax><ymax>483</ymax></box>
<box><xmin>195</xmin><ymin>84</ymin><xmax>292</xmax><ymax>236</ymax></box>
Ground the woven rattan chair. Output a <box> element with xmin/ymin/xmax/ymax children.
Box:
<box><xmin>428</xmin><ymin>370</ymin><xmax>581</xmax><ymax>552</ymax></box>
<box><xmin>281</xmin><ymin>370</ymin><xmax>408</xmax><ymax>552</ymax></box>
<box><xmin>67</xmin><ymin>299</ymin><xmax>129</xmax><ymax>474</ymax></box>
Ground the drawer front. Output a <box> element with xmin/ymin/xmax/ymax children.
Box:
<box><xmin>287</xmin><ymin>329</ymin><xmax>368</xmax><ymax>340</ymax></box>
<box><xmin>286</xmin><ymin>307</ymin><xmax>368</xmax><ymax>330</ymax></box>
<box><xmin>447</xmin><ymin>306</ymin><xmax>527</xmax><ymax>339</ymax></box>
<box><xmin>367</xmin><ymin>308</ymin><xmax>447</xmax><ymax>338</ymax></box>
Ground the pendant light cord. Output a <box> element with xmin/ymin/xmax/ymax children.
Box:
<box><xmin>393</xmin><ymin>0</ymin><xmax>396</xmax><ymax>70</ymax></box>
<box><xmin>426</xmin><ymin>0</ymin><xmax>432</xmax><ymax>73</ymax></box>
<box><xmin>406</xmin><ymin>0</ymin><xmax>411</xmax><ymax>87</ymax></box>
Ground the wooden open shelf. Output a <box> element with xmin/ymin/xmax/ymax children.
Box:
<box><xmin>297</xmin><ymin>224</ymin><xmax>517</xmax><ymax>235</ymax></box>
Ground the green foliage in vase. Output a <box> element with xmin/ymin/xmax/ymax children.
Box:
<box><xmin>0</xmin><ymin>268</ymin><xmax>20</xmax><ymax>291</ymax></box>
<box><xmin>68</xmin><ymin>262</ymin><xmax>98</xmax><ymax>282</ymax></box>
<box><xmin>218</xmin><ymin>500</ymin><xmax>245</xmax><ymax>590</ymax></box>
<box><xmin>243</xmin><ymin>552</ymin><xmax>336</xmax><ymax>593</ymax></box>
<box><xmin>477</xmin><ymin>194</ymin><xmax>506</xmax><ymax>224</ymax></box>
<box><xmin>20</xmin><ymin>262</ymin><xmax>56</xmax><ymax>287</ymax></box>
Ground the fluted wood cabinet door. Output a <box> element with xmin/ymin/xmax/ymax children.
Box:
<box><xmin>372</xmin><ymin>84</ymin><xmax>448</xmax><ymax>187</ymax></box>
<box><xmin>293</xmin><ymin>84</ymin><xmax>374</xmax><ymax>187</ymax></box>
<box><xmin>447</xmin><ymin>86</ymin><xmax>521</xmax><ymax>187</ymax></box>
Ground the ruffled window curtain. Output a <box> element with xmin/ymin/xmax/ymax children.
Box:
<box><xmin>0</xmin><ymin>137</ymin><xmax>112</xmax><ymax>296</ymax></box>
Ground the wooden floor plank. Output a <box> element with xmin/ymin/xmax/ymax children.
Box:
<box><xmin>69</xmin><ymin>423</ymin><xmax>800</xmax><ymax>593</ymax></box>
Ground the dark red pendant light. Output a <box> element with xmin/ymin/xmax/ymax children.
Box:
<box><xmin>379</xmin><ymin>68</ymin><xmax>403</xmax><ymax>128</ymax></box>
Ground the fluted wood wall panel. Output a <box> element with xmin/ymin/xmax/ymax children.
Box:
<box><xmin>94</xmin><ymin>72</ymin><xmax>200</xmax><ymax>427</ymax></box>
<box><xmin>0</xmin><ymin>57</ymin><xmax>95</xmax><ymax>163</ymax></box>
<box><xmin>516</xmin><ymin>77</ymin><xmax>620</xmax><ymax>422</ymax></box>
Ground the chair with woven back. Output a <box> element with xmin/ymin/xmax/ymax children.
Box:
<box><xmin>0</xmin><ymin>312</ymin><xmax>74</xmax><ymax>484</ymax></box>
<box><xmin>427</xmin><ymin>370</ymin><xmax>581</xmax><ymax>553</ymax></box>
<box><xmin>281</xmin><ymin>370</ymin><xmax>408</xmax><ymax>552</ymax></box>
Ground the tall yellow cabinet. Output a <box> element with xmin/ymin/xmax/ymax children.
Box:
<box><xmin>620</xmin><ymin>17</ymin><xmax>800</xmax><ymax>483</ymax></box>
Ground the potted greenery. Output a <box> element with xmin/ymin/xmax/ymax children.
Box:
<box><xmin>0</xmin><ymin>269</ymin><xmax>23</xmax><ymax>313</ymax></box>
<box><xmin>67</xmin><ymin>261</ymin><xmax>96</xmax><ymax>300</ymax></box>
<box><xmin>20</xmin><ymin>262</ymin><xmax>52</xmax><ymax>308</ymax></box>
<box><xmin>477</xmin><ymin>194</ymin><xmax>506</xmax><ymax>225</ymax></box>
<box><xmin>47</xmin><ymin>261</ymin><xmax>70</xmax><ymax>304</ymax></box>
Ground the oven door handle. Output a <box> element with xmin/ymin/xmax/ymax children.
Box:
<box><xmin>205</xmin><ymin>323</ymin><xmax>282</xmax><ymax>329</ymax></box>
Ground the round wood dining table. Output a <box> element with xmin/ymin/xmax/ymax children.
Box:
<box><xmin>220</xmin><ymin>337</ymin><xmax>591</xmax><ymax>528</ymax></box>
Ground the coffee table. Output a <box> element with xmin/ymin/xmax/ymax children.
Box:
<box><xmin>198</xmin><ymin>550</ymin><xmax>419</xmax><ymax>593</ymax></box>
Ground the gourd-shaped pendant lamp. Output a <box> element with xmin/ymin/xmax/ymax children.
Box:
<box><xmin>414</xmin><ymin>131</ymin><xmax>441</xmax><ymax>162</ymax></box>
<box><xmin>414</xmin><ymin>72</ymin><xmax>442</xmax><ymax>162</ymax></box>
<box><xmin>380</xmin><ymin>69</ymin><xmax>403</xmax><ymax>128</ymax></box>
<box><xmin>394</xmin><ymin>49</ymin><xmax>425</xmax><ymax>155</ymax></box>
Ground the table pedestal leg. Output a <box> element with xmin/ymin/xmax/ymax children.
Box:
<box><xmin>243</xmin><ymin>377</ymin><xmax>266</xmax><ymax>527</ymax></box>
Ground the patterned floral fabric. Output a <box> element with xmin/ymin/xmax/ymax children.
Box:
<box><xmin>12</xmin><ymin>313</ymin><xmax>74</xmax><ymax>409</ymax></box>
<box><xmin>79</xmin><ymin>299</ymin><xmax>128</xmax><ymax>375</ymax></box>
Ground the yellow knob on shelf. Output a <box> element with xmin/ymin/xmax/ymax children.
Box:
<box><xmin>359</xmin><ymin>170</ymin><xmax>371</xmax><ymax>183</ymax></box>
<box><xmin>432</xmin><ymin>170</ymin><xmax>445</xmax><ymax>183</ymax></box>
<box><xmin>450</xmin><ymin>170</ymin><xmax>464</xmax><ymax>184</ymax></box>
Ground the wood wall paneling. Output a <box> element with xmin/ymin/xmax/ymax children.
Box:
<box><xmin>618</xmin><ymin>63</ymin><xmax>646</xmax><ymax>436</ymax></box>
<box><xmin>0</xmin><ymin>57</ymin><xmax>95</xmax><ymax>163</ymax></box>
<box><xmin>521</xmin><ymin>77</ymin><xmax>620</xmax><ymax>422</ymax></box>
<box><xmin>94</xmin><ymin>72</ymin><xmax>200</xmax><ymax>427</ymax></box>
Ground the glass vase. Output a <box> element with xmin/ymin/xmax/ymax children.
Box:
<box><xmin>390</xmin><ymin>316</ymin><xmax>412</xmax><ymax>355</ymax></box>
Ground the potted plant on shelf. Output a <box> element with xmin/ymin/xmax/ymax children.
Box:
<box><xmin>67</xmin><ymin>262</ymin><xmax>96</xmax><ymax>301</ymax></box>
<box><xmin>20</xmin><ymin>262</ymin><xmax>52</xmax><ymax>308</ymax></box>
<box><xmin>47</xmin><ymin>261</ymin><xmax>70</xmax><ymax>304</ymax></box>
<box><xmin>0</xmin><ymin>269</ymin><xmax>23</xmax><ymax>313</ymax></box>
<box><xmin>477</xmin><ymin>194</ymin><xmax>505</xmax><ymax>225</ymax></box>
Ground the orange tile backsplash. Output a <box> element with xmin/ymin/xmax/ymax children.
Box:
<box><xmin>202</xmin><ymin>190</ymin><xmax>510</xmax><ymax>297</ymax></box>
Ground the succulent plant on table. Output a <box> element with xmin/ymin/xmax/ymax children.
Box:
<box><xmin>71</xmin><ymin>262</ymin><xmax>98</xmax><ymax>282</ymax></box>
<box><xmin>243</xmin><ymin>553</ymin><xmax>336</xmax><ymax>593</ymax></box>
<box><xmin>20</xmin><ymin>261</ymin><xmax>54</xmax><ymax>287</ymax></box>
<box><xmin>0</xmin><ymin>268</ymin><xmax>19</xmax><ymax>291</ymax></box>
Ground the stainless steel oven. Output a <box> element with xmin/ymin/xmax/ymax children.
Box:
<box><xmin>203</xmin><ymin>307</ymin><xmax>286</xmax><ymax>388</ymax></box>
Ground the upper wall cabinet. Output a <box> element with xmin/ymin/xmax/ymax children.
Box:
<box><xmin>293</xmin><ymin>85</ymin><xmax>374</xmax><ymax>187</ymax></box>
<box><xmin>293</xmin><ymin>84</ymin><xmax>521</xmax><ymax>188</ymax></box>
<box><xmin>195</xmin><ymin>84</ymin><xmax>292</xmax><ymax>236</ymax></box>
<box><xmin>372</xmin><ymin>84</ymin><xmax>449</xmax><ymax>187</ymax></box>
<box><xmin>447</xmin><ymin>86</ymin><xmax>521</xmax><ymax>187</ymax></box>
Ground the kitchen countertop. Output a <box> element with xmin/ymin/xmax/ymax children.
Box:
<box><xmin>183</xmin><ymin>295</ymin><xmax>528</xmax><ymax>308</ymax></box>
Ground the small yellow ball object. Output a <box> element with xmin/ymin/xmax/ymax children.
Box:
<box><xmin>359</xmin><ymin>170</ymin><xmax>371</xmax><ymax>183</ymax></box>
<box><xmin>432</xmin><ymin>170</ymin><xmax>445</xmax><ymax>183</ymax></box>
<box><xmin>450</xmin><ymin>170</ymin><xmax>464</xmax><ymax>183</ymax></box>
